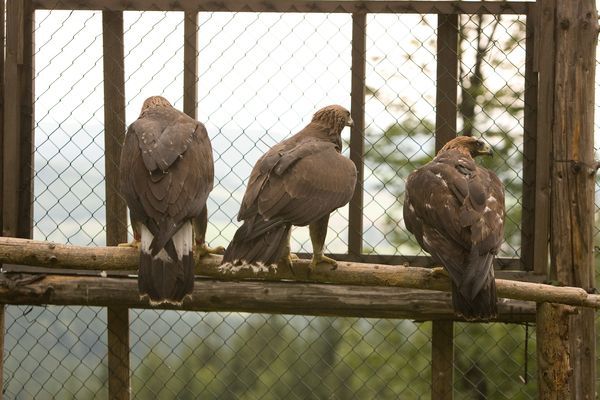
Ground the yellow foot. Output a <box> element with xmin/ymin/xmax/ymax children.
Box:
<box><xmin>118</xmin><ymin>240</ymin><xmax>140</xmax><ymax>249</ymax></box>
<box><xmin>431</xmin><ymin>266</ymin><xmax>448</xmax><ymax>278</ymax></box>
<box><xmin>279</xmin><ymin>254</ymin><xmax>296</xmax><ymax>276</ymax></box>
<box><xmin>196</xmin><ymin>242</ymin><xmax>225</xmax><ymax>257</ymax></box>
<box><xmin>309</xmin><ymin>254</ymin><xmax>338</xmax><ymax>270</ymax></box>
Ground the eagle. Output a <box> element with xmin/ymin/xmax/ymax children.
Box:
<box><xmin>403</xmin><ymin>136</ymin><xmax>505</xmax><ymax>320</ymax></box>
<box><xmin>222</xmin><ymin>105</ymin><xmax>357</xmax><ymax>270</ymax></box>
<box><xmin>119</xmin><ymin>96</ymin><xmax>218</xmax><ymax>305</ymax></box>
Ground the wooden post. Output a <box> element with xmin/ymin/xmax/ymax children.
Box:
<box><xmin>102</xmin><ymin>10</ymin><xmax>130</xmax><ymax>400</ymax></box>
<box><xmin>183</xmin><ymin>11</ymin><xmax>198</xmax><ymax>119</ymax></box>
<box><xmin>532</xmin><ymin>0</ymin><xmax>554</xmax><ymax>277</ymax></box>
<box><xmin>431</xmin><ymin>14</ymin><xmax>458</xmax><ymax>400</ymax></box>
<box><xmin>550</xmin><ymin>1</ymin><xmax>597</xmax><ymax>398</ymax></box>
<box><xmin>520</xmin><ymin>7</ymin><xmax>537</xmax><ymax>271</ymax></box>
<box><xmin>435</xmin><ymin>14</ymin><xmax>458</xmax><ymax>152</ymax></box>
<box><xmin>348</xmin><ymin>12</ymin><xmax>365</xmax><ymax>258</ymax></box>
<box><xmin>431</xmin><ymin>320</ymin><xmax>453</xmax><ymax>399</ymax></box>
<box><xmin>0</xmin><ymin>305</ymin><xmax>4</xmax><ymax>400</ymax></box>
<box><xmin>536</xmin><ymin>302</ymin><xmax>576</xmax><ymax>399</ymax></box>
<box><xmin>3</xmin><ymin>0</ymin><xmax>34</xmax><ymax>239</ymax></box>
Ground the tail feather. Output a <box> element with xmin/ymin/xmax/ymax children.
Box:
<box><xmin>222</xmin><ymin>218</ymin><xmax>290</xmax><ymax>266</ymax></box>
<box><xmin>451</xmin><ymin>278</ymin><xmax>497</xmax><ymax>321</ymax></box>
<box><xmin>138</xmin><ymin>222</ymin><xmax>194</xmax><ymax>305</ymax></box>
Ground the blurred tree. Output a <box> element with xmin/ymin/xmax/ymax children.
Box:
<box><xmin>365</xmin><ymin>14</ymin><xmax>526</xmax><ymax>257</ymax></box>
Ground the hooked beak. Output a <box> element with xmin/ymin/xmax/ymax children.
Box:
<box><xmin>346</xmin><ymin>117</ymin><xmax>354</xmax><ymax>127</ymax></box>
<box><xmin>479</xmin><ymin>143</ymin><xmax>493</xmax><ymax>157</ymax></box>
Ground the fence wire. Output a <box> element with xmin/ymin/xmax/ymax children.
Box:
<box><xmin>1</xmin><ymin>4</ymin><xmax>588</xmax><ymax>399</ymax></box>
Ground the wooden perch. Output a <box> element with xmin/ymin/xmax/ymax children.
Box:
<box><xmin>0</xmin><ymin>237</ymin><xmax>598</xmax><ymax>309</ymax></box>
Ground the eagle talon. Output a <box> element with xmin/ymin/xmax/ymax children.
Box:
<box><xmin>309</xmin><ymin>254</ymin><xmax>337</xmax><ymax>270</ymax></box>
<box><xmin>196</xmin><ymin>242</ymin><xmax>225</xmax><ymax>257</ymax></box>
<box><xmin>279</xmin><ymin>254</ymin><xmax>296</xmax><ymax>276</ymax></box>
<box><xmin>118</xmin><ymin>240</ymin><xmax>141</xmax><ymax>249</ymax></box>
<box><xmin>431</xmin><ymin>266</ymin><xmax>448</xmax><ymax>278</ymax></box>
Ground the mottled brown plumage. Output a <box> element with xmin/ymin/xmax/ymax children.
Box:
<box><xmin>403</xmin><ymin>136</ymin><xmax>505</xmax><ymax>320</ymax></box>
<box><xmin>222</xmin><ymin>105</ymin><xmax>357</xmax><ymax>269</ymax></box>
<box><xmin>120</xmin><ymin>96</ymin><xmax>214</xmax><ymax>305</ymax></box>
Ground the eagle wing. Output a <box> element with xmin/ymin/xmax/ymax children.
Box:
<box><xmin>120</xmin><ymin>107</ymin><xmax>214</xmax><ymax>254</ymax></box>
<box><xmin>404</xmin><ymin>151</ymin><xmax>505</xmax><ymax>293</ymax></box>
<box><xmin>240</xmin><ymin>139</ymin><xmax>357</xmax><ymax>228</ymax></box>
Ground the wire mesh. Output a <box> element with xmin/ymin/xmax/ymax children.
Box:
<box><xmin>0</xmin><ymin>2</ymin><xmax>586</xmax><ymax>399</ymax></box>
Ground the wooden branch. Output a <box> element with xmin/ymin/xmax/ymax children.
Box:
<box><xmin>0</xmin><ymin>274</ymin><xmax>535</xmax><ymax>322</ymax></box>
<box><xmin>0</xmin><ymin>237</ymin><xmax>599</xmax><ymax>309</ymax></box>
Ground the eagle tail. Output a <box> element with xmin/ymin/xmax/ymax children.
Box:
<box><xmin>222</xmin><ymin>218</ymin><xmax>290</xmax><ymax>266</ymax></box>
<box><xmin>452</xmin><ymin>252</ymin><xmax>498</xmax><ymax>320</ymax></box>
<box><xmin>138</xmin><ymin>222</ymin><xmax>194</xmax><ymax>305</ymax></box>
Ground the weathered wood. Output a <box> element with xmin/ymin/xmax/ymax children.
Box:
<box><xmin>0</xmin><ymin>305</ymin><xmax>4</xmax><ymax>400</ymax></box>
<box><xmin>103</xmin><ymin>11</ymin><xmax>129</xmax><ymax>400</ymax></box>
<box><xmin>0</xmin><ymin>237</ymin><xmax>598</xmax><ymax>309</ymax></box>
<box><xmin>551</xmin><ymin>1</ymin><xmax>598</xmax><ymax>398</ymax></box>
<box><xmin>102</xmin><ymin>10</ymin><xmax>127</xmax><ymax>245</ymax></box>
<box><xmin>3</xmin><ymin>0</ymin><xmax>24</xmax><ymax>237</ymax></box>
<box><xmin>0</xmin><ymin>1</ymin><xmax>6</xmax><ymax>397</ymax></box>
<box><xmin>31</xmin><ymin>0</ymin><xmax>532</xmax><ymax>14</ymax></box>
<box><xmin>532</xmin><ymin>0</ymin><xmax>554</xmax><ymax>276</ymax></box>
<box><xmin>298</xmin><ymin>251</ymin><xmax>522</xmax><ymax>270</ymax></box>
<box><xmin>520</xmin><ymin>7</ymin><xmax>537</xmax><ymax>270</ymax></box>
<box><xmin>431</xmin><ymin>320</ymin><xmax>453</xmax><ymax>400</ymax></box>
<box><xmin>107</xmin><ymin>306</ymin><xmax>129</xmax><ymax>400</ymax></box>
<box><xmin>348</xmin><ymin>12</ymin><xmax>366</xmax><ymax>256</ymax></box>
<box><xmin>433</xmin><ymin>16</ymin><xmax>458</xmax><ymax>399</ymax></box>
<box><xmin>0</xmin><ymin>274</ymin><xmax>535</xmax><ymax>321</ymax></box>
<box><xmin>18</xmin><ymin>0</ymin><xmax>34</xmax><ymax>238</ymax></box>
<box><xmin>435</xmin><ymin>14</ymin><xmax>458</xmax><ymax>152</ymax></box>
<box><xmin>183</xmin><ymin>11</ymin><xmax>198</xmax><ymax>119</ymax></box>
<box><xmin>536</xmin><ymin>302</ymin><xmax>576</xmax><ymax>399</ymax></box>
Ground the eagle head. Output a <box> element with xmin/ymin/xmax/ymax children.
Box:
<box><xmin>140</xmin><ymin>96</ymin><xmax>173</xmax><ymax>116</ymax></box>
<box><xmin>439</xmin><ymin>136</ymin><xmax>493</xmax><ymax>158</ymax></box>
<box><xmin>312</xmin><ymin>105</ymin><xmax>353</xmax><ymax>137</ymax></box>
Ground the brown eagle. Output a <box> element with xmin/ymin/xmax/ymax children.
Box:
<box><xmin>119</xmin><ymin>96</ymin><xmax>217</xmax><ymax>305</ymax></box>
<box><xmin>403</xmin><ymin>136</ymin><xmax>505</xmax><ymax>320</ymax></box>
<box><xmin>222</xmin><ymin>105</ymin><xmax>357</xmax><ymax>269</ymax></box>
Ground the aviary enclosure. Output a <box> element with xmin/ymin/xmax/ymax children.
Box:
<box><xmin>0</xmin><ymin>0</ymin><xmax>598</xmax><ymax>398</ymax></box>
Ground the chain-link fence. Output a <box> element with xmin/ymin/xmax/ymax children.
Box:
<box><xmin>2</xmin><ymin>1</ymin><xmax>595</xmax><ymax>398</ymax></box>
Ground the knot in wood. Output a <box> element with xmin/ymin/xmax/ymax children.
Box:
<box><xmin>560</xmin><ymin>18</ymin><xmax>570</xmax><ymax>29</ymax></box>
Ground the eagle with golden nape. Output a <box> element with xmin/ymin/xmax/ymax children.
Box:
<box><xmin>403</xmin><ymin>136</ymin><xmax>505</xmax><ymax>321</ymax></box>
<box><xmin>222</xmin><ymin>105</ymin><xmax>357</xmax><ymax>271</ymax></box>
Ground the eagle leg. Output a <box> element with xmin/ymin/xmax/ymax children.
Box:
<box><xmin>195</xmin><ymin>242</ymin><xmax>225</xmax><ymax>257</ymax></box>
<box><xmin>308</xmin><ymin>214</ymin><xmax>337</xmax><ymax>270</ymax></box>
<box><xmin>193</xmin><ymin>206</ymin><xmax>225</xmax><ymax>257</ymax></box>
<box><xmin>431</xmin><ymin>266</ymin><xmax>449</xmax><ymax>278</ymax></box>
<box><xmin>118</xmin><ymin>220</ymin><xmax>141</xmax><ymax>249</ymax></box>
<box><xmin>278</xmin><ymin>228</ymin><xmax>297</xmax><ymax>275</ymax></box>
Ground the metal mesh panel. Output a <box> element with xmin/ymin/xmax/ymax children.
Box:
<box><xmin>0</xmin><ymin>4</ymin><xmax>578</xmax><ymax>399</ymax></box>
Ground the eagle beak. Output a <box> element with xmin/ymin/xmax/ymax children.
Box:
<box><xmin>346</xmin><ymin>117</ymin><xmax>354</xmax><ymax>127</ymax></box>
<box><xmin>480</xmin><ymin>143</ymin><xmax>493</xmax><ymax>157</ymax></box>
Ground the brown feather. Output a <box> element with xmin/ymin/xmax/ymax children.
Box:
<box><xmin>224</xmin><ymin>105</ymin><xmax>356</xmax><ymax>266</ymax></box>
<box><xmin>120</xmin><ymin>96</ymin><xmax>214</xmax><ymax>305</ymax></box>
<box><xmin>404</xmin><ymin>136</ymin><xmax>504</xmax><ymax>320</ymax></box>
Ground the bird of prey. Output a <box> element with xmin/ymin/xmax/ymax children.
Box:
<box><xmin>222</xmin><ymin>105</ymin><xmax>357</xmax><ymax>270</ymax></box>
<box><xmin>119</xmin><ymin>96</ymin><xmax>217</xmax><ymax>305</ymax></box>
<box><xmin>403</xmin><ymin>136</ymin><xmax>505</xmax><ymax>320</ymax></box>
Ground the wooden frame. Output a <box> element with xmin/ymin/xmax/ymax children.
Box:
<box><xmin>1</xmin><ymin>1</ymin><xmax>597</xmax><ymax>399</ymax></box>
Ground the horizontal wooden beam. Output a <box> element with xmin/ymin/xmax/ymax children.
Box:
<box><xmin>32</xmin><ymin>0</ymin><xmax>531</xmax><ymax>14</ymax></box>
<box><xmin>0</xmin><ymin>237</ymin><xmax>598</xmax><ymax>309</ymax></box>
<box><xmin>0</xmin><ymin>274</ymin><xmax>535</xmax><ymax>321</ymax></box>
